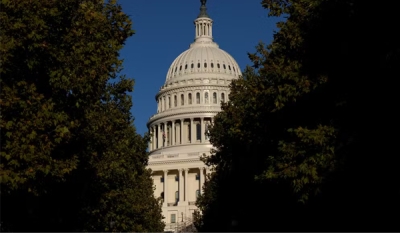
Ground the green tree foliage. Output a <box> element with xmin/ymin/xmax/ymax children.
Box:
<box><xmin>0</xmin><ymin>0</ymin><xmax>164</xmax><ymax>231</ymax></box>
<box><xmin>195</xmin><ymin>0</ymin><xmax>399</xmax><ymax>231</ymax></box>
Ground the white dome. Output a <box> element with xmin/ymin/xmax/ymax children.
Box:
<box><xmin>165</xmin><ymin>41</ymin><xmax>241</xmax><ymax>83</ymax></box>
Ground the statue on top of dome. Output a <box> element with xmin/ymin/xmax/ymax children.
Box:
<box><xmin>198</xmin><ymin>0</ymin><xmax>209</xmax><ymax>18</ymax></box>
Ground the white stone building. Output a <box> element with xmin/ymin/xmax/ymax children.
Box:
<box><xmin>146</xmin><ymin>1</ymin><xmax>241</xmax><ymax>231</ymax></box>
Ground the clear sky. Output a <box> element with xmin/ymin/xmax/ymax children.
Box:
<box><xmin>117</xmin><ymin>0</ymin><xmax>282</xmax><ymax>136</ymax></box>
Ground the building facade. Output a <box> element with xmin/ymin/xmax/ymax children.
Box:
<box><xmin>146</xmin><ymin>1</ymin><xmax>241</xmax><ymax>231</ymax></box>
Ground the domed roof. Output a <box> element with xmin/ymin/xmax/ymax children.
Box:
<box><xmin>166</xmin><ymin>42</ymin><xmax>241</xmax><ymax>82</ymax></box>
<box><xmin>164</xmin><ymin>0</ymin><xmax>241</xmax><ymax>84</ymax></box>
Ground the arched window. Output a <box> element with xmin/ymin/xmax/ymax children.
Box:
<box><xmin>205</xmin><ymin>92</ymin><xmax>209</xmax><ymax>104</ymax></box>
<box><xmin>185</xmin><ymin>64</ymin><xmax>188</xmax><ymax>70</ymax></box>
<box><xmin>196</xmin><ymin>92</ymin><xmax>200</xmax><ymax>104</ymax></box>
<box><xmin>181</xmin><ymin>94</ymin><xmax>184</xmax><ymax>105</ymax></box>
<box><xmin>221</xmin><ymin>93</ymin><xmax>225</xmax><ymax>102</ymax></box>
<box><xmin>228</xmin><ymin>65</ymin><xmax>231</xmax><ymax>70</ymax></box>
<box><xmin>196</xmin><ymin>123</ymin><xmax>201</xmax><ymax>141</ymax></box>
<box><xmin>223</xmin><ymin>64</ymin><xmax>226</xmax><ymax>69</ymax></box>
<box><xmin>213</xmin><ymin>92</ymin><xmax>217</xmax><ymax>104</ymax></box>
<box><xmin>217</xmin><ymin>63</ymin><xmax>220</xmax><ymax>68</ymax></box>
<box><xmin>168</xmin><ymin>96</ymin><xmax>171</xmax><ymax>108</ymax></box>
<box><xmin>211</xmin><ymin>63</ymin><xmax>214</xmax><ymax>68</ymax></box>
<box><xmin>174</xmin><ymin>95</ymin><xmax>177</xmax><ymax>107</ymax></box>
<box><xmin>204</xmin><ymin>62</ymin><xmax>207</xmax><ymax>68</ymax></box>
<box><xmin>191</xmin><ymin>63</ymin><xmax>194</xmax><ymax>69</ymax></box>
<box><xmin>175</xmin><ymin>191</ymin><xmax>179</xmax><ymax>202</ymax></box>
<box><xmin>188</xmin><ymin>93</ymin><xmax>192</xmax><ymax>104</ymax></box>
<box><xmin>197</xmin><ymin>63</ymin><xmax>200</xmax><ymax>68</ymax></box>
<box><xmin>179</xmin><ymin>65</ymin><xmax>182</xmax><ymax>71</ymax></box>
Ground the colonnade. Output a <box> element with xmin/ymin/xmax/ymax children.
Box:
<box><xmin>196</xmin><ymin>20</ymin><xmax>212</xmax><ymax>38</ymax></box>
<box><xmin>149</xmin><ymin>117</ymin><xmax>212</xmax><ymax>151</ymax></box>
<box><xmin>159</xmin><ymin>167</ymin><xmax>211</xmax><ymax>207</ymax></box>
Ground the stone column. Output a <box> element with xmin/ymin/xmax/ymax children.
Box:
<box><xmin>190</xmin><ymin>118</ymin><xmax>195</xmax><ymax>143</ymax></box>
<box><xmin>163</xmin><ymin>122</ymin><xmax>168</xmax><ymax>147</ymax></box>
<box><xmin>184</xmin><ymin>168</ymin><xmax>189</xmax><ymax>202</ymax></box>
<box><xmin>200</xmin><ymin>117</ymin><xmax>205</xmax><ymax>143</ymax></box>
<box><xmin>157</xmin><ymin>124</ymin><xmax>162</xmax><ymax>149</ymax></box>
<box><xmin>180</xmin><ymin>119</ymin><xmax>184</xmax><ymax>144</ymax></box>
<box><xmin>178</xmin><ymin>169</ymin><xmax>184</xmax><ymax>205</ymax></box>
<box><xmin>166</xmin><ymin>96</ymin><xmax>169</xmax><ymax>110</ymax></box>
<box><xmin>163</xmin><ymin>170</ymin><xmax>168</xmax><ymax>207</ymax></box>
<box><xmin>172</xmin><ymin>121</ymin><xmax>175</xmax><ymax>146</ymax></box>
<box><xmin>199</xmin><ymin>167</ymin><xmax>205</xmax><ymax>195</ymax></box>
<box><xmin>164</xmin><ymin>122</ymin><xmax>171</xmax><ymax>146</ymax></box>
<box><xmin>153</xmin><ymin>126</ymin><xmax>157</xmax><ymax>150</ymax></box>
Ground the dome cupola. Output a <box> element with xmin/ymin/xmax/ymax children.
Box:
<box><xmin>164</xmin><ymin>0</ymin><xmax>241</xmax><ymax>86</ymax></box>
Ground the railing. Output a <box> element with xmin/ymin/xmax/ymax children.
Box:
<box><xmin>149</xmin><ymin>151</ymin><xmax>209</xmax><ymax>161</ymax></box>
<box><xmin>168</xmin><ymin>202</ymin><xmax>177</xmax><ymax>207</ymax></box>
<box><xmin>166</xmin><ymin>154</ymin><xmax>179</xmax><ymax>158</ymax></box>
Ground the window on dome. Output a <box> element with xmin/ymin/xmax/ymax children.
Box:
<box><xmin>196</xmin><ymin>123</ymin><xmax>201</xmax><ymax>141</ymax></box>
<box><xmin>217</xmin><ymin>63</ymin><xmax>220</xmax><ymax>68</ymax></box>
<box><xmin>175</xmin><ymin>191</ymin><xmax>179</xmax><ymax>202</ymax></box>
<box><xmin>188</xmin><ymin>124</ymin><xmax>191</xmax><ymax>142</ymax></box>
<box><xmin>171</xmin><ymin>214</ymin><xmax>176</xmax><ymax>223</ymax></box>
<box><xmin>204</xmin><ymin>63</ymin><xmax>207</xmax><ymax>68</ymax></box>
<box><xmin>196</xmin><ymin>92</ymin><xmax>200</xmax><ymax>104</ymax></box>
<box><xmin>233</xmin><ymin>66</ymin><xmax>236</xmax><ymax>72</ymax></box>
<box><xmin>221</xmin><ymin>93</ymin><xmax>225</xmax><ymax>102</ymax></box>
<box><xmin>188</xmin><ymin>93</ymin><xmax>192</xmax><ymax>104</ymax></box>
<box><xmin>213</xmin><ymin>92</ymin><xmax>217</xmax><ymax>104</ymax></box>
<box><xmin>175</xmin><ymin>67</ymin><xmax>177</xmax><ymax>72</ymax></box>
<box><xmin>181</xmin><ymin>94</ymin><xmax>184</xmax><ymax>105</ymax></box>
<box><xmin>185</xmin><ymin>64</ymin><xmax>188</xmax><ymax>70</ymax></box>
<box><xmin>205</xmin><ymin>92</ymin><xmax>209</xmax><ymax>104</ymax></box>
<box><xmin>223</xmin><ymin>64</ymin><xmax>226</xmax><ymax>69</ymax></box>
<box><xmin>174</xmin><ymin>95</ymin><xmax>177</xmax><ymax>107</ymax></box>
<box><xmin>179</xmin><ymin>65</ymin><xmax>182</xmax><ymax>71</ymax></box>
<box><xmin>197</xmin><ymin>63</ymin><xmax>200</xmax><ymax>68</ymax></box>
<box><xmin>168</xmin><ymin>96</ymin><xmax>171</xmax><ymax>108</ymax></box>
<box><xmin>228</xmin><ymin>65</ymin><xmax>231</xmax><ymax>70</ymax></box>
<box><xmin>191</xmin><ymin>63</ymin><xmax>194</xmax><ymax>69</ymax></box>
<box><xmin>211</xmin><ymin>63</ymin><xmax>214</xmax><ymax>68</ymax></box>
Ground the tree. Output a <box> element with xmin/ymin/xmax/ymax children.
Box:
<box><xmin>195</xmin><ymin>0</ymin><xmax>399</xmax><ymax>231</ymax></box>
<box><xmin>0</xmin><ymin>0</ymin><xmax>164</xmax><ymax>231</ymax></box>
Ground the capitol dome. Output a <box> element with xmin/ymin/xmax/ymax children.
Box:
<box><xmin>146</xmin><ymin>1</ymin><xmax>242</xmax><ymax>230</ymax></box>
<box><xmin>165</xmin><ymin>40</ymin><xmax>242</xmax><ymax>84</ymax></box>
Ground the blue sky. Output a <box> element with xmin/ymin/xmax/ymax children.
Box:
<box><xmin>117</xmin><ymin>0</ymin><xmax>282</xmax><ymax>136</ymax></box>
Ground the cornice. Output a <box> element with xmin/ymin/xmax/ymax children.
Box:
<box><xmin>148</xmin><ymin>158</ymin><xmax>202</xmax><ymax>166</ymax></box>
<box><xmin>147</xmin><ymin>108</ymin><xmax>219</xmax><ymax>126</ymax></box>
